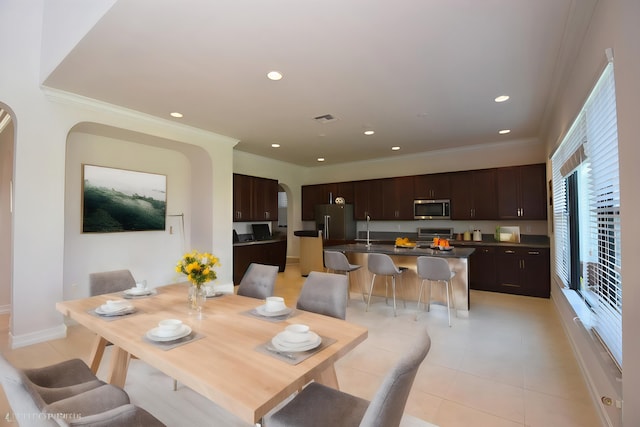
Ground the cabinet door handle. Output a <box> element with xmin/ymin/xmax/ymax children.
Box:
<box><xmin>504</xmin><ymin>250</ymin><xmax>516</xmax><ymax>254</ymax></box>
<box><xmin>528</xmin><ymin>251</ymin><xmax>540</xmax><ymax>255</ymax></box>
<box><xmin>502</xmin><ymin>283</ymin><xmax>521</xmax><ymax>288</ymax></box>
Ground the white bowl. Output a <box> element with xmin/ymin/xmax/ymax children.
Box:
<box><xmin>283</xmin><ymin>324</ymin><xmax>312</xmax><ymax>343</ymax></box>
<box><xmin>105</xmin><ymin>299</ymin><xmax>129</xmax><ymax>310</ymax></box>
<box><xmin>286</xmin><ymin>324</ymin><xmax>310</xmax><ymax>334</ymax></box>
<box><xmin>265</xmin><ymin>296</ymin><xmax>286</xmax><ymax>312</ymax></box>
<box><xmin>158</xmin><ymin>319</ymin><xmax>183</xmax><ymax>333</ymax></box>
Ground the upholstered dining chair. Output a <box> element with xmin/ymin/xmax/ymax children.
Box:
<box><xmin>236</xmin><ymin>263</ymin><xmax>279</xmax><ymax>299</ymax></box>
<box><xmin>88</xmin><ymin>269</ymin><xmax>138</xmax><ymax>376</ymax></box>
<box><xmin>0</xmin><ymin>353</ymin><xmax>166</xmax><ymax>426</ymax></box>
<box><xmin>323</xmin><ymin>250</ymin><xmax>365</xmax><ymax>304</ymax></box>
<box><xmin>89</xmin><ymin>269</ymin><xmax>136</xmax><ymax>296</ymax></box>
<box><xmin>366</xmin><ymin>253</ymin><xmax>408</xmax><ymax>316</ymax></box>
<box><xmin>295</xmin><ymin>271</ymin><xmax>349</xmax><ymax>320</ymax></box>
<box><xmin>416</xmin><ymin>256</ymin><xmax>457</xmax><ymax>326</ymax></box>
<box><xmin>265</xmin><ymin>326</ymin><xmax>432</xmax><ymax>427</ymax></box>
<box><xmin>19</xmin><ymin>358</ymin><xmax>105</xmax><ymax>404</ymax></box>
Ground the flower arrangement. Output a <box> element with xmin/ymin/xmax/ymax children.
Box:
<box><xmin>175</xmin><ymin>250</ymin><xmax>220</xmax><ymax>288</ymax></box>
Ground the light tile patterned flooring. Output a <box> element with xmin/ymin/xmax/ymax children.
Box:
<box><xmin>1</xmin><ymin>263</ymin><xmax>602</xmax><ymax>427</ymax></box>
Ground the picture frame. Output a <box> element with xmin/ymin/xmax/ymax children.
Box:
<box><xmin>82</xmin><ymin>164</ymin><xmax>167</xmax><ymax>233</ymax></box>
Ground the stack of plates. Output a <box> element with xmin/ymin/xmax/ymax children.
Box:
<box><xmin>95</xmin><ymin>301</ymin><xmax>135</xmax><ymax>316</ymax></box>
<box><xmin>255</xmin><ymin>305</ymin><xmax>292</xmax><ymax>317</ymax></box>
<box><xmin>146</xmin><ymin>325</ymin><xmax>192</xmax><ymax>342</ymax></box>
<box><xmin>124</xmin><ymin>287</ymin><xmax>153</xmax><ymax>296</ymax></box>
<box><xmin>271</xmin><ymin>328</ymin><xmax>321</xmax><ymax>352</ymax></box>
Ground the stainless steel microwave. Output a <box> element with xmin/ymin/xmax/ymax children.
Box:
<box><xmin>413</xmin><ymin>199</ymin><xmax>451</xmax><ymax>220</ymax></box>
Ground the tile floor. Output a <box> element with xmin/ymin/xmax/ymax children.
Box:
<box><xmin>1</xmin><ymin>263</ymin><xmax>602</xmax><ymax>427</ymax></box>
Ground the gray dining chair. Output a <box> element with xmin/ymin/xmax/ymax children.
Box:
<box><xmin>324</xmin><ymin>250</ymin><xmax>365</xmax><ymax>304</ymax></box>
<box><xmin>416</xmin><ymin>256</ymin><xmax>457</xmax><ymax>326</ymax></box>
<box><xmin>89</xmin><ymin>269</ymin><xmax>136</xmax><ymax>296</ymax></box>
<box><xmin>265</xmin><ymin>327</ymin><xmax>431</xmax><ymax>427</ymax></box>
<box><xmin>366</xmin><ymin>253</ymin><xmax>408</xmax><ymax>316</ymax></box>
<box><xmin>0</xmin><ymin>353</ymin><xmax>166</xmax><ymax>426</ymax></box>
<box><xmin>236</xmin><ymin>263</ymin><xmax>279</xmax><ymax>299</ymax></box>
<box><xmin>295</xmin><ymin>271</ymin><xmax>349</xmax><ymax>320</ymax></box>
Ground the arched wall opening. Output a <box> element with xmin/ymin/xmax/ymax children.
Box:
<box><xmin>63</xmin><ymin>122</ymin><xmax>215</xmax><ymax>299</ymax></box>
<box><xmin>0</xmin><ymin>102</ymin><xmax>15</xmax><ymax>316</ymax></box>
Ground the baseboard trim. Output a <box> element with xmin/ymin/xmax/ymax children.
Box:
<box><xmin>10</xmin><ymin>323</ymin><xmax>67</xmax><ymax>349</ymax></box>
<box><xmin>552</xmin><ymin>280</ymin><xmax>622</xmax><ymax>427</ymax></box>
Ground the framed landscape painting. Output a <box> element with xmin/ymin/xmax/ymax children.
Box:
<box><xmin>82</xmin><ymin>165</ymin><xmax>167</xmax><ymax>233</ymax></box>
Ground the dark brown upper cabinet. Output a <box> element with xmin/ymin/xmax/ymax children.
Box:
<box><xmin>497</xmin><ymin>164</ymin><xmax>547</xmax><ymax>220</ymax></box>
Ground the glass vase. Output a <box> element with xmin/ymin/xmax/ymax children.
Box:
<box><xmin>188</xmin><ymin>284</ymin><xmax>206</xmax><ymax>319</ymax></box>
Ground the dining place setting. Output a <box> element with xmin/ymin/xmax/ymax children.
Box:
<box><xmin>257</xmin><ymin>323</ymin><xmax>335</xmax><ymax>365</ymax></box>
<box><xmin>143</xmin><ymin>318</ymin><xmax>204</xmax><ymax>350</ymax></box>
<box><xmin>91</xmin><ymin>298</ymin><xmax>138</xmax><ymax>320</ymax></box>
<box><xmin>246</xmin><ymin>296</ymin><xmax>295</xmax><ymax>322</ymax></box>
<box><xmin>122</xmin><ymin>280</ymin><xmax>157</xmax><ymax>298</ymax></box>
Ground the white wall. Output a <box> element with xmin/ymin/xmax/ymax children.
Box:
<box><xmin>63</xmin><ymin>132</ymin><xmax>191</xmax><ymax>300</ymax></box>
<box><xmin>0</xmin><ymin>2</ymin><xmax>238</xmax><ymax>348</ymax></box>
<box><xmin>542</xmin><ymin>0</ymin><xmax>640</xmax><ymax>425</ymax></box>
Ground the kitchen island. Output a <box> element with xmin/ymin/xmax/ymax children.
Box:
<box><xmin>326</xmin><ymin>243</ymin><xmax>475</xmax><ymax>317</ymax></box>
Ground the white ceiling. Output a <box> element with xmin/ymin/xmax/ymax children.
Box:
<box><xmin>43</xmin><ymin>0</ymin><xmax>591</xmax><ymax>167</ymax></box>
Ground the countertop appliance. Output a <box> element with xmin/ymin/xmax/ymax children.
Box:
<box><xmin>315</xmin><ymin>204</ymin><xmax>356</xmax><ymax>240</ymax></box>
<box><xmin>413</xmin><ymin>199</ymin><xmax>450</xmax><ymax>220</ymax></box>
<box><xmin>416</xmin><ymin>227</ymin><xmax>454</xmax><ymax>244</ymax></box>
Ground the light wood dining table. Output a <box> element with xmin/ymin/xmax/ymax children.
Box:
<box><xmin>55</xmin><ymin>283</ymin><xmax>368</xmax><ymax>424</ymax></box>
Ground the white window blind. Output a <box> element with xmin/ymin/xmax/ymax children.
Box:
<box><xmin>551</xmin><ymin>62</ymin><xmax>622</xmax><ymax>368</ymax></box>
<box><xmin>583</xmin><ymin>64</ymin><xmax>621</xmax><ymax>368</ymax></box>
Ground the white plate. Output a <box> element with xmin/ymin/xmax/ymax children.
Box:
<box><xmin>124</xmin><ymin>287</ymin><xmax>153</xmax><ymax>296</ymax></box>
<box><xmin>255</xmin><ymin>305</ymin><xmax>292</xmax><ymax>317</ymax></box>
<box><xmin>280</xmin><ymin>330</ymin><xmax>313</xmax><ymax>344</ymax></box>
<box><xmin>272</xmin><ymin>332</ymin><xmax>321</xmax><ymax>352</ymax></box>
<box><xmin>95</xmin><ymin>306</ymin><xmax>135</xmax><ymax>316</ymax></box>
<box><xmin>146</xmin><ymin>325</ymin><xmax>192</xmax><ymax>342</ymax></box>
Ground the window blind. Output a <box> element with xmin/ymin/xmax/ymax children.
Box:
<box><xmin>583</xmin><ymin>64</ymin><xmax>621</xmax><ymax>368</ymax></box>
<box><xmin>551</xmin><ymin>62</ymin><xmax>622</xmax><ymax>368</ymax></box>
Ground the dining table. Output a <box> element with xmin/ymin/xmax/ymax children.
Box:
<box><xmin>55</xmin><ymin>283</ymin><xmax>369</xmax><ymax>425</ymax></box>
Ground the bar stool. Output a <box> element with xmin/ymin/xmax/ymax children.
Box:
<box><xmin>324</xmin><ymin>250</ymin><xmax>365</xmax><ymax>304</ymax></box>
<box><xmin>366</xmin><ymin>253</ymin><xmax>408</xmax><ymax>316</ymax></box>
<box><xmin>416</xmin><ymin>256</ymin><xmax>456</xmax><ymax>326</ymax></box>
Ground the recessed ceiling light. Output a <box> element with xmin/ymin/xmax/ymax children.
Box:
<box><xmin>391</xmin><ymin>146</ymin><xmax>400</xmax><ymax>151</ymax></box>
<box><xmin>170</xmin><ymin>112</ymin><xmax>183</xmax><ymax>118</ymax></box>
<box><xmin>317</xmin><ymin>157</ymin><xmax>325</xmax><ymax>162</ymax></box>
<box><xmin>499</xmin><ymin>129</ymin><xmax>511</xmax><ymax>134</ymax></box>
<box><xmin>364</xmin><ymin>130</ymin><xmax>375</xmax><ymax>136</ymax></box>
<box><xmin>271</xmin><ymin>143</ymin><xmax>281</xmax><ymax>148</ymax></box>
<box><xmin>494</xmin><ymin>95</ymin><xmax>510</xmax><ymax>103</ymax></box>
<box><xmin>267</xmin><ymin>71</ymin><xmax>283</xmax><ymax>81</ymax></box>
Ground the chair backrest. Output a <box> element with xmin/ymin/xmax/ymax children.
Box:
<box><xmin>359</xmin><ymin>328</ymin><xmax>432</xmax><ymax>427</ymax></box>
<box><xmin>324</xmin><ymin>250</ymin><xmax>352</xmax><ymax>272</ymax></box>
<box><xmin>237</xmin><ymin>263</ymin><xmax>279</xmax><ymax>299</ymax></box>
<box><xmin>296</xmin><ymin>271</ymin><xmax>349</xmax><ymax>320</ymax></box>
<box><xmin>416</xmin><ymin>256</ymin><xmax>453</xmax><ymax>281</ymax></box>
<box><xmin>367</xmin><ymin>253</ymin><xmax>400</xmax><ymax>276</ymax></box>
<box><xmin>89</xmin><ymin>269</ymin><xmax>136</xmax><ymax>296</ymax></box>
<box><xmin>0</xmin><ymin>353</ymin><xmax>57</xmax><ymax>426</ymax></box>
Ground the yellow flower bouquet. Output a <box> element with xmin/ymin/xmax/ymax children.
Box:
<box><xmin>175</xmin><ymin>250</ymin><xmax>220</xmax><ymax>288</ymax></box>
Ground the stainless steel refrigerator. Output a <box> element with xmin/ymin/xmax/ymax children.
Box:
<box><xmin>314</xmin><ymin>204</ymin><xmax>356</xmax><ymax>240</ymax></box>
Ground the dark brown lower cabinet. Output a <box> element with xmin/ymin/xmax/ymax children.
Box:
<box><xmin>233</xmin><ymin>240</ymin><xmax>287</xmax><ymax>285</ymax></box>
<box><xmin>495</xmin><ymin>247</ymin><xmax>550</xmax><ymax>298</ymax></box>
<box><xmin>469</xmin><ymin>246</ymin><xmax>497</xmax><ymax>292</ymax></box>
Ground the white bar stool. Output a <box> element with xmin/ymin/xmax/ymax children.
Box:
<box><xmin>367</xmin><ymin>253</ymin><xmax>408</xmax><ymax>316</ymax></box>
<box><xmin>416</xmin><ymin>256</ymin><xmax>456</xmax><ymax>326</ymax></box>
<box><xmin>323</xmin><ymin>250</ymin><xmax>365</xmax><ymax>304</ymax></box>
